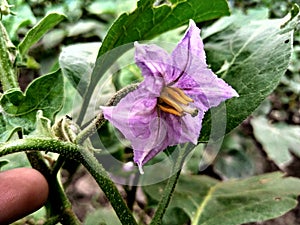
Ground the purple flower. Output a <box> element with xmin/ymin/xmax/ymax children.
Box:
<box><xmin>102</xmin><ymin>20</ymin><xmax>238</xmax><ymax>174</ymax></box>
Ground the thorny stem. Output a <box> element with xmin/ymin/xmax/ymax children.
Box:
<box><xmin>75</xmin><ymin>112</ymin><xmax>106</xmax><ymax>145</ymax></box>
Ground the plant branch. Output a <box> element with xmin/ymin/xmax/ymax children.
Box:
<box><xmin>0</xmin><ymin>138</ymin><xmax>82</xmax><ymax>159</ymax></box>
<box><xmin>75</xmin><ymin>112</ymin><xmax>106</xmax><ymax>145</ymax></box>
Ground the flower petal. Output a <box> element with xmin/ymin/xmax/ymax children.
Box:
<box><xmin>139</xmin><ymin>74</ymin><xmax>165</xmax><ymax>97</ymax></box>
<box><xmin>135</xmin><ymin>42</ymin><xmax>171</xmax><ymax>80</ymax></box>
<box><xmin>166</xmin><ymin>20</ymin><xmax>206</xmax><ymax>84</ymax></box>
<box><xmin>133</xmin><ymin>116</ymin><xmax>170</xmax><ymax>172</ymax></box>
<box><xmin>102</xmin><ymin>88</ymin><xmax>157</xmax><ymax>142</ymax></box>
<box><xmin>102</xmin><ymin>88</ymin><xmax>172</xmax><ymax>171</ymax></box>
<box><xmin>176</xmin><ymin>68</ymin><xmax>239</xmax><ymax>110</ymax></box>
<box><xmin>162</xmin><ymin>111</ymin><xmax>204</xmax><ymax>146</ymax></box>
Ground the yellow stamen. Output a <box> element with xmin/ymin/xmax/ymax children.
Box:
<box><xmin>159</xmin><ymin>93</ymin><xmax>184</xmax><ymax>114</ymax></box>
<box><xmin>158</xmin><ymin>105</ymin><xmax>183</xmax><ymax>116</ymax></box>
<box><xmin>164</xmin><ymin>86</ymin><xmax>190</xmax><ymax>105</ymax></box>
<box><xmin>172</xmin><ymin>87</ymin><xmax>194</xmax><ymax>102</ymax></box>
<box><xmin>157</xmin><ymin>86</ymin><xmax>198</xmax><ymax>117</ymax></box>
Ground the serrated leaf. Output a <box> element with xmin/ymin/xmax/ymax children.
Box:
<box><xmin>18</xmin><ymin>12</ymin><xmax>66</xmax><ymax>56</ymax></box>
<box><xmin>0</xmin><ymin>69</ymin><xmax>64</xmax><ymax>133</ymax></box>
<box><xmin>251</xmin><ymin>116</ymin><xmax>300</xmax><ymax>168</ymax></box>
<box><xmin>144</xmin><ymin>172</ymin><xmax>300</xmax><ymax>225</ymax></box>
<box><xmin>59</xmin><ymin>42</ymin><xmax>101</xmax><ymax>96</ymax></box>
<box><xmin>200</xmin><ymin>11</ymin><xmax>295</xmax><ymax>141</ymax></box>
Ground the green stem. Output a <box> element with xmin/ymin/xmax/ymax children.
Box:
<box><xmin>150</xmin><ymin>144</ymin><xmax>194</xmax><ymax>225</ymax></box>
<box><xmin>75</xmin><ymin>113</ymin><xmax>105</xmax><ymax>145</ymax></box>
<box><xmin>51</xmin><ymin>154</ymin><xmax>66</xmax><ymax>175</ymax></box>
<box><xmin>151</xmin><ymin>170</ymin><xmax>182</xmax><ymax>225</ymax></box>
<box><xmin>0</xmin><ymin>22</ymin><xmax>18</xmax><ymax>91</ymax></box>
<box><xmin>43</xmin><ymin>215</ymin><xmax>60</xmax><ymax>225</ymax></box>
<box><xmin>0</xmin><ymin>138</ymin><xmax>82</xmax><ymax>159</ymax></box>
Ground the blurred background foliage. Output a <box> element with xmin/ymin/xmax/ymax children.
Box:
<box><xmin>1</xmin><ymin>0</ymin><xmax>300</xmax><ymax>224</ymax></box>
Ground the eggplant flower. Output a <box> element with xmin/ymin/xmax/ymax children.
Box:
<box><xmin>102</xmin><ymin>20</ymin><xmax>238</xmax><ymax>174</ymax></box>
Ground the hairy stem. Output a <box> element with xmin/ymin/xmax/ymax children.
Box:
<box><xmin>75</xmin><ymin>112</ymin><xmax>105</xmax><ymax>145</ymax></box>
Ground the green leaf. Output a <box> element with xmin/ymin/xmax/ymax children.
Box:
<box><xmin>214</xmin><ymin>149</ymin><xmax>254</xmax><ymax>179</ymax></box>
<box><xmin>213</xmin><ymin>134</ymin><xmax>257</xmax><ymax>179</ymax></box>
<box><xmin>86</xmin><ymin>0</ymin><xmax>136</xmax><ymax>17</ymax></box>
<box><xmin>251</xmin><ymin>116</ymin><xmax>300</xmax><ymax>169</ymax></box>
<box><xmin>144</xmin><ymin>172</ymin><xmax>300</xmax><ymax>225</ymax></box>
<box><xmin>56</xmin><ymin>77</ymin><xmax>82</xmax><ymax>117</ymax></box>
<box><xmin>98</xmin><ymin>0</ymin><xmax>229</xmax><ymax>56</ymax></box>
<box><xmin>200</xmin><ymin>10</ymin><xmax>295</xmax><ymax>141</ymax></box>
<box><xmin>0</xmin><ymin>69</ymin><xmax>64</xmax><ymax>133</ymax></box>
<box><xmin>18</xmin><ymin>12</ymin><xmax>66</xmax><ymax>56</ymax></box>
<box><xmin>59</xmin><ymin>42</ymin><xmax>101</xmax><ymax>96</ymax></box>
